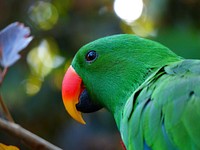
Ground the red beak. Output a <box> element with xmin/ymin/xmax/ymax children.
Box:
<box><xmin>62</xmin><ymin>65</ymin><xmax>86</xmax><ymax>124</ymax></box>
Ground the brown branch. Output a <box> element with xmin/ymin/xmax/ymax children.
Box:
<box><xmin>0</xmin><ymin>67</ymin><xmax>15</xmax><ymax>122</ymax></box>
<box><xmin>0</xmin><ymin>118</ymin><xmax>62</xmax><ymax>150</ymax></box>
<box><xmin>0</xmin><ymin>67</ymin><xmax>8</xmax><ymax>86</ymax></box>
<box><xmin>0</xmin><ymin>94</ymin><xmax>14</xmax><ymax>122</ymax></box>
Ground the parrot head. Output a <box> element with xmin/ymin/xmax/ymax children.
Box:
<box><xmin>62</xmin><ymin>34</ymin><xmax>181</xmax><ymax>124</ymax></box>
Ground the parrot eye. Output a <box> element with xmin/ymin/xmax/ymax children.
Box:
<box><xmin>85</xmin><ymin>50</ymin><xmax>97</xmax><ymax>62</ymax></box>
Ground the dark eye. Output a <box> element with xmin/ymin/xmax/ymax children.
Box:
<box><xmin>85</xmin><ymin>50</ymin><xmax>98</xmax><ymax>62</ymax></box>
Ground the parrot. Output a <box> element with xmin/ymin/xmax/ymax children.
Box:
<box><xmin>61</xmin><ymin>34</ymin><xmax>200</xmax><ymax>150</ymax></box>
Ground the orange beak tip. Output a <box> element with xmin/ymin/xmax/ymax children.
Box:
<box><xmin>64</xmin><ymin>100</ymin><xmax>86</xmax><ymax>125</ymax></box>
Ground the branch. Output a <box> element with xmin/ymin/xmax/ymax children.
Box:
<box><xmin>0</xmin><ymin>67</ymin><xmax>15</xmax><ymax>122</ymax></box>
<box><xmin>0</xmin><ymin>67</ymin><xmax>8</xmax><ymax>86</ymax></box>
<box><xmin>0</xmin><ymin>94</ymin><xmax>14</xmax><ymax>122</ymax></box>
<box><xmin>0</xmin><ymin>118</ymin><xmax>62</xmax><ymax>150</ymax></box>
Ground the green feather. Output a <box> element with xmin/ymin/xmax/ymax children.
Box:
<box><xmin>70</xmin><ymin>34</ymin><xmax>200</xmax><ymax>150</ymax></box>
<box><xmin>120</xmin><ymin>60</ymin><xmax>200</xmax><ymax>150</ymax></box>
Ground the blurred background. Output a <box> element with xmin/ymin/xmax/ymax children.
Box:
<box><xmin>0</xmin><ymin>0</ymin><xmax>200</xmax><ymax>149</ymax></box>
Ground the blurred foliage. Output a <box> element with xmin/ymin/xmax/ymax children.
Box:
<box><xmin>0</xmin><ymin>0</ymin><xmax>200</xmax><ymax>149</ymax></box>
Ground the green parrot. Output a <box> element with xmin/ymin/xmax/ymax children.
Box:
<box><xmin>62</xmin><ymin>34</ymin><xmax>200</xmax><ymax>150</ymax></box>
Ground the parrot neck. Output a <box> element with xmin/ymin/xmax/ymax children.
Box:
<box><xmin>111</xmin><ymin>59</ymin><xmax>183</xmax><ymax>129</ymax></box>
<box><xmin>112</xmin><ymin>67</ymin><xmax>157</xmax><ymax>128</ymax></box>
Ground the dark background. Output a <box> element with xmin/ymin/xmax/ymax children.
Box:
<box><xmin>0</xmin><ymin>0</ymin><xmax>200</xmax><ymax>149</ymax></box>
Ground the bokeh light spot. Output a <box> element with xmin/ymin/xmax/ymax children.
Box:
<box><xmin>26</xmin><ymin>38</ymin><xmax>65</xmax><ymax>95</ymax></box>
<box><xmin>29</xmin><ymin>1</ymin><xmax>58</xmax><ymax>30</ymax></box>
<box><xmin>25</xmin><ymin>76</ymin><xmax>42</xmax><ymax>95</ymax></box>
<box><xmin>27</xmin><ymin>38</ymin><xmax>64</xmax><ymax>79</ymax></box>
<box><xmin>114</xmin><ymin>0</ymin><xmax>143</xmax><ymax>23</ymax></box>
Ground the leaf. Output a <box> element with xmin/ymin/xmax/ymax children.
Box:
<box><xmin>0</xmin><ymin>143</ymin><xmax>19</xmax><ymax>150</ymax></box>
<box><xmin>0</xmin><ymin>22</ymin><xmax>33</xmax><ymax>67</ymax></box>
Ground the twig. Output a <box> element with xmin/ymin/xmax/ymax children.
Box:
<box><xmin>0</xmin><ymin>118</ymin><xmax>62</xmax><ymax>150</ymax></box>
<box><xmin>0</xmin><ymin>67</ymin><xmax>15</xmax><ymax>122</ymax></box>
<box><xmin>0</xmin><ymin>67</ymin><xmax>8</xmax><ymax>86</ymax></box>
<box><xmin>0</xmin><ymin>94</ymin><xmax>14</xmax><ymax>122</ymax></box>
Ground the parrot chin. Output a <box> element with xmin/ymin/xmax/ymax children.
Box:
<box><xmin>76</xmin><ymin>89</ymin><xmax>102</xmax><ymax>113</ymax></box>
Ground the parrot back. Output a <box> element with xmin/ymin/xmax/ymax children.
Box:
<box><xmin>120</xmin><ymin>59</ymin><xmax>200</xmax><ymax>150</ymax></box>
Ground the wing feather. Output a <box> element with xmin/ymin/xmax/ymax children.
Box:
<box><xmin>120</xmin><ymin>60</ymin><xmax>200</xmax><ymax>150</ymax></box>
